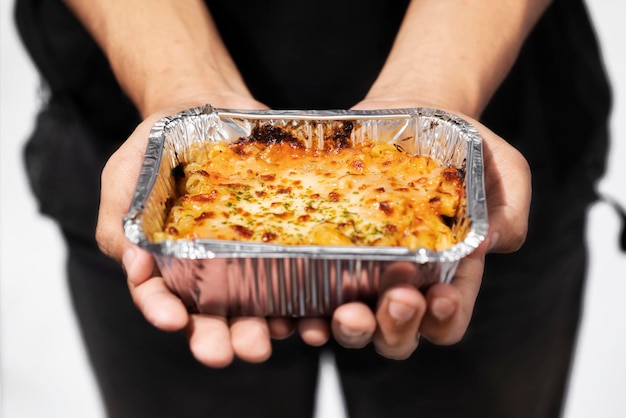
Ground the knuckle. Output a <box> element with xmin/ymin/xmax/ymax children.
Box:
<box><xmin>420</xmin><ymin>311</ymin><xmax>471</xmax><ymax>346</ymax></box>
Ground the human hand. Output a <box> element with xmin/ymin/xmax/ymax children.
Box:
<box><xmin>308</xmin><ymin>98</ymin><xmax>531</xmax><ymax>359</ymax></box>
<box><xmin>97</xmin><ymin>94</ymin><xmax>530</xmax><ymax>366</ymax></box>
<box><xmin>95</xmin><ymin>94</ymin><xmax>365</xmax><ymax>367</ymax></box>
<box><xmin>83</xmin><ymin>0</ymin><xmax>338</xmax><ymax>366</ymax></box>
<box><xmin>95</xmin><ymin>94</ymin><xmax>304</xmax><ymax>367</ymax></box>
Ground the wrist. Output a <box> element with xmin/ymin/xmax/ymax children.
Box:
<box><xmin>363</xmin><ymin>74</ymin><xmax>481</xmax><ymax>119</ymax></box>
<box><xmin>137</xmin><ymin>71</ymin><xmax>254</xmax><ymax>117</ymax></box>
<box><xmin>137</xmin><ymin>83</ymin><xmax>267</xmax><ymax>120</ymax></box>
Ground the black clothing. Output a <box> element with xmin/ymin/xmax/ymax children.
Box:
<box><xmin>61</xmin><ymin>212</ymin><xmax>586</xmax><ymax>418</ymax></box>
<box><xmin>15</xmin><ymin>0</ymin><xmax>611</xmax><ymax>417</ymax></box>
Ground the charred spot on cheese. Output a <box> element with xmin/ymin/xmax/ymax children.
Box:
<box><xmin>155</xmin><ymin>131</ymin><xmax>464</xmax><ymax>252</ymax></box>
<box><xmin>186</xmin><ymin>190</ymin><xmax>218</xmax><ymax>203</ymax></box>
<box><xmin>328</xmin><ymin>121</ymin><xmax>354</xmax><ymax>151</ymax></box>
<box><xmin>164</xmin><ymin>196</ymin><xmax>175</xmax><ymax>212</ymax></box>
<box><xmin>231</xmin><ymin>224</ymin><xmax>254</xmax><ymax>239</ymax></box>
<box><xmin>378</xmin><ymin>201</ymin><xmax>393</xmax><ymax>216</ymax></box>
<box><xmin>443</xmin><ymin>169</ymin><xmax>461</xmax><ymax>182</ymax></box>
<box><xmin>272</xmin><ymin>211</ymin><xmax>290</xmax><ymax>219</ymax></box>
<box><xmin>328</xmin><ymin>191</ymin><xmax>342</xmax><ymax>202</ymax></box>
<box><xmin>350</xmin><ymin>159</ymin><xmax>365</xmax><ymax>172</ymax></box>
<box><xmin>262</xmin><ymin>231</ymin><xmax>278</xmax><ymax>242</ymax></box>
<box><xmin>194</xmin><ymin>212</ymin><xmax>215</xmax><ymax>222</ymax></box>
<box><xmin>237</xmin><ymin>125</ymin><xmax>304</xmax><ymax>148</ymax></box>
<box><xmin>194</xmin><ymin>169</ymin><xmax>210</xmax><ymax>177</ymax></box>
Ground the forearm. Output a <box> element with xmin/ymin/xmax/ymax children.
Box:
<box><xmin>61</xmin><ymin>0</ymin><xmax>250</xmax><ymax>116</ymax></box>
<box><xmin>367</xmin><ymin>0</ymin><xmax>553</xmax><ymax>118</ymax></box>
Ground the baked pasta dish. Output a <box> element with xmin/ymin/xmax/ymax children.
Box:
<box><xmin>154</xmin><ymin>125</ymin><xmax>464</xmax><ymax>251</ymax></box>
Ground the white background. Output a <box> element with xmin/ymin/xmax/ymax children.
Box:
<box><xmin>1</xmin><ymin>1</ymin><xmax>625</xmax><ymax>417</ymax></box>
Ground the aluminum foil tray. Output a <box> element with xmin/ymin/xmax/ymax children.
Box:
<box><xmin>123</xmin><ymin>104</ymin><xmax>487</xmax><ymax>317</ymax></box>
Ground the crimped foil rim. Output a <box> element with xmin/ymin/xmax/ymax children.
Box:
<box><xmin>123</xmin><ymin>104</ymin><xmax>488</xmax><ymax>264</ymax></box>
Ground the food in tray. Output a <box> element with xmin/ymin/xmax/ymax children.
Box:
<box><xmin>153</xmin><ymin>124</ymin><xmax>465</xmax><ymax>251</ymax></box>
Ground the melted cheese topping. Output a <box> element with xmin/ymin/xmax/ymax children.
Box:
<box><xmin>154</xmin><ymin>140</ymin><xmax>463</xmax><ymax>251</ymax></box>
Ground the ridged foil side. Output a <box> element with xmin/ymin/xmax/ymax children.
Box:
<box><xmin>124</xmin><ymin>104</ymin><xmax>488</xmax><ymax>316</ymax></box>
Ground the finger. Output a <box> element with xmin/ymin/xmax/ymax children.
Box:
<box><xmin>229</xmin><ymin>317</ymin><xmax>273</xmax><ymax>363</ymax></box>
<box><xmin>95</xmin><ymin>117</ymin><xmax>191</xmax><ymax>332</ymax></box>
<box><xmin>419</xmin><ymin>241</ymin><xmax>487</xmax><ymax>344</ymax></box>
<box><xmin>128</xmin><ymin>274</ymin><xmax>189</xmax><ymax>332</ymax></box>
<box><xmin>297</xmin><ymin>318</ymin><xmax>330</xmax><ymax>347</ymax></box>
<box><xmin>123</xmin><ymin>245</ymin><xmax>189</xmax><ymax>332</ymax></box>
<box><xmin>267</xmin><ymin>317</ymin><xmax>296</xmax><ymax>340</ymax></box>
<box><xmin>96</xmin><ymin>117</ymin><xmax>161</xmax><ymax>262</ymax></box>
<box><xmin>121</xmin><ymin>246</ymin><xmax>158</xmax><ymax>286</ymax></box>
<box><xmin>331</xmin><ymin>302</ymin><xmax>376</xmax><ymax>348</ymax></box>
<box><xmin>373</xmin><ymin>285</ymin><xmax>426</xmax><ymax>360</ymax></box>
<box><xmin>480</xmin><ymin>128</ymin><xmax>532</xmax><ymax>254</ymax></box>
<box><xmin>186</xmin><ymin>315</ymin><xmax>234</xmax><ymax>368</ymax></box>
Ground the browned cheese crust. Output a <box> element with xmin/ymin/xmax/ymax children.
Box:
<box><xmin>154</xmin><ymin>125</ymin><xmax>464</xmax><ymax>251</ymax></box>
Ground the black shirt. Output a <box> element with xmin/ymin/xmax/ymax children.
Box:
<box><xmin>14</xmin><ymin>0</ymin><xmax>611</xmax><ymax>201</ymax></box>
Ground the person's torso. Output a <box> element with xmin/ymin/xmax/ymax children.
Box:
<box><xmin>14</xmin><ymin>0</ymin><xmax>611</xmax><ymax>188</ymax></box>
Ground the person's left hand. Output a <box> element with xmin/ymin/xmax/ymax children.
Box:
<box><xmin>291</xmin><ymin>97</ymin><xmax>531</xmax><ymax>359</ymax></box>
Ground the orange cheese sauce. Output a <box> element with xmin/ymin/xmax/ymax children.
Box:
<box><xmin>154</xmin><ymin>139</ymin><xmax>464</xmax><ymax>251</ymax></box>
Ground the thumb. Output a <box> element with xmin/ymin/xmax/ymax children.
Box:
<box><xmin>95</xmin><ymin>117</ymin><xmax>157</xmax><ymax>275</ymax></box>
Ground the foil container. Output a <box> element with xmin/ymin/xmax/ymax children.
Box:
<box><xmin>123</xmin><ymin>104</ymin><xmax>488</xmax><ymax>317</ymax></box>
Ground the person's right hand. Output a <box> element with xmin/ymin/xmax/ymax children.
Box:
<box><xmin>74</xmin><ymin>0</ymin><xmax>335</xmax><ymax>367</ymax></box>
<box><xmin>95</xmin><ymin>93</ymin><xmax>301</xmax><ymax>368</ymax></box>
<box><xmin>96</xmin><ymin>92</ymin><xmax>357</xmax><ymax>367</ymax></box>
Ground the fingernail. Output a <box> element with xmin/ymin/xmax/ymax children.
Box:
<box><xmin>430</xmin><ymin>298</ymin><xmax>455</xmax><ymax>321</ymax></box>
<box><xmin>388</xmin><ymin>300</ymin><xmax>417</xmax><ymax>322</ymax></box>
<box><xmin>339</xmin><ymin>324</ymin><xmax>368</xmax><ymax>339</ymax></box>
<box><xmin>122</xmin><ymin>247</ymin><xmax>136</xmax><ymax>276</ymax></box>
